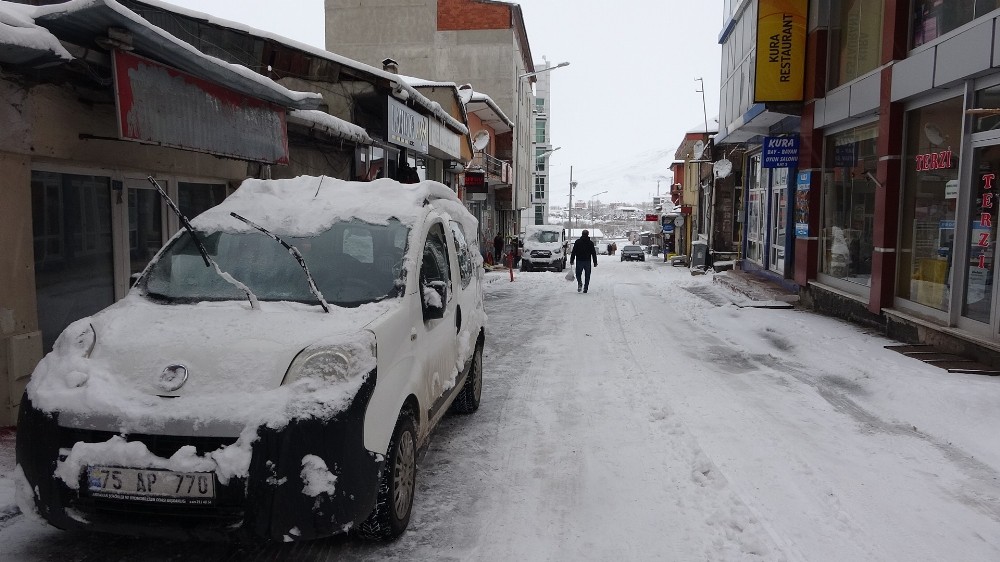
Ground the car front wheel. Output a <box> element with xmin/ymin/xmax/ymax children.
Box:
<box><xmin>451</xmin><ymin>340</ymin><xmax>483</xmax><ymax>414</ymax></box>
<box><xmin>356</xmin><ymin>411</ymin><xmax>416</xmax><ymax>540</ymax></box>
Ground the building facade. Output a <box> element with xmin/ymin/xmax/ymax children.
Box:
<box><xmin>531</xmin><ymin>59</ymin><xmax>557</xmax><ymax>226</ymax></box>
<box><xmin>717</xmin><ymin>0</ymin><xmax>1000</xmax><ymax>357</ymax></box>
<box><xmin>324</xmin><ymin>0</ymin><xmax>536</xmax><ymax>237</ymax></box>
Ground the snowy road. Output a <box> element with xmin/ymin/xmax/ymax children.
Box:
<box><xmin>3</xmin><ymin>258</ymin><xmax>1000</xmax><ymax>560</ymax></box>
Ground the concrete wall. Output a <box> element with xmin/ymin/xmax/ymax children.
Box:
<box><xmin>325</xmin><ymin>0</ymin><xmax>439</xmax><ymax>79</ymax></box>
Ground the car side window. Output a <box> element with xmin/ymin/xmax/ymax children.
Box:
<box><xmin>421</xmin><ymin>222</ymin><xmax>451</xmax><ymax>297</ymax></box>
<box><xmin>449</xmin><ymin>221</ymin><xmax>473</xmax><ymax>289</ymax></box>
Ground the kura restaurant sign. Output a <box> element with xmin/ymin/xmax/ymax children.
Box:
<box><xmin>754</xmin><ymin>0</ymin><xmax>807</xmax><ymax>102</ymax></box>
<box><xmin>113</xmin><ymin>50</ymin><xmax>288</xmax><ymax>164</ymax></box>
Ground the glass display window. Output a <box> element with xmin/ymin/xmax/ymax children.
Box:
<box><xmin>897</xmin><ymin>96</ymin><xmax>962</xmax><ymax>311</ymax></box>
<box><xmin>829</xmin><ymin>0</ymin><xmax>885</xmax><ymax>88</ymax></box>
<box><xmin>821</xmin><ymin>123</ymin><xmax>879</xmax><ymax>286</ymax></box>
<box><xmin>911</xmin><ymin>0</ymin><xmax>1000</xmax><ymax>49</ymax></box>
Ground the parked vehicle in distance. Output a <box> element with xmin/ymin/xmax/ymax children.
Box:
<box><xmin>16</xmin><ymin>176</ymin><xmax>487</xmax><ymax>543</ymax></box>
<box><xmin>520</xmin><ymin>225</ymin><xmax>567</xmax><ymax>272</ymax></box>
<box><xmin>621</xmin><ymin>245</ymin><xmax>646</xmax><ymax>262</ymax></box>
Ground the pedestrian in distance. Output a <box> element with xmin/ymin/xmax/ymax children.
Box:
<box><xmin>570</xmin><ymin>229</ymin><xmax>598</xmax><ymax>293</ymax></box>
<box><xmin>493</xmin><ymin>233</ymin><xmax>504</xmax><ymax>264</ymax></box>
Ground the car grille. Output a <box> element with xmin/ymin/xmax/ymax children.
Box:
<box><xmin>529</xmin><ymin>250</ymin><xmax>551</xmax><ymax>258</ymax></box>
<box><xmin>57</xmin><ymin>428</ymin><xmax>245</xmax><ymax>525</ymax></box>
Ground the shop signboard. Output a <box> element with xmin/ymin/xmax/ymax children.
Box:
<box><xmin>795</xmin><ymin>171</ymin><xmax>810</xmax><ymax>237</ymax></box>
<box><xmin>113</xmin><ymin>50</ymin><xmax>288</xmax><ymax>164</ymax></box>
<box><xmin>753</xmin><ymin>0</ymin><xmax>807</xmax><ymax>102</ymax></box>
<box><xmin>388</xmin><ymin>97</ymin><xmax>429</xmax><ymax>153</ymax></box>
<box><xmin>762</xmin><ymin>136</ymin><xmax>799</xmax><ymax>168</ymax></box>
<box><xmin>464</xmin><ymin>171</ymin><xmax>487</xmax><ymax>194</ymax></box>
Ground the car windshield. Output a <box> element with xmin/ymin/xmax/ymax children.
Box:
<box><xmin>529</xmin><ymin>231</ymin><xmax>561</xmax><ymax>243</ymax></box>
<box><xmin>624</xmin><ymin>246</ymin><xmax>641</xmax><ymax>252</ymax></box>
<box><xmin>142</xmin><ymin>218</ymin><xmax>410</xmax><ymax>307</ymax></box>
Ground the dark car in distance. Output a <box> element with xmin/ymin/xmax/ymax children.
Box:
<box><xmin>620</xmin><ymin>245</ymin><xmax>645</xmax><ymax>262</ymax></box>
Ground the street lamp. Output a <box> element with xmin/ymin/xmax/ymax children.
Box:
<box><xmin>590</xmin><ymin>190</ymin><xmax>608</xmax><ymax>230</ymax></box>
<box><xmin>514</xmin><ymin>61</ymin><xmax>569</xmax><ymax>238</ymax></box>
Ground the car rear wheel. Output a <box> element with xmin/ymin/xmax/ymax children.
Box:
<box><xmin>450</xmin><ymin>340</ymin><xmax>482</xmax><ymax>414</ymax></box>
<box><xmin>356</xmin><ymin>411</ymin><xmax>416</xmax><ymax>541</ymax></box>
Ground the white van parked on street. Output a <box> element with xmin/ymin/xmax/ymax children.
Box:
<box><xmin>519</xmin><ymin>225</ymin><xmax>567</xmax><ymax>272</ymax></box>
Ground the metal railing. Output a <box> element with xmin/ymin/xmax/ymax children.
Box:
<box><xmin>471</xmin><ymin>153</ymin><xmax>512</xmax><ymax>184</ymax></box>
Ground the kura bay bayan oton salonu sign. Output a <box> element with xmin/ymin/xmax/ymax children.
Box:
<box><xmin>754</xmin><ymin>0</ymin><xmax>807</xmax><ymax>102</ymax></box>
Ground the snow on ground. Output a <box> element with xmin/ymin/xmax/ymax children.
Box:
<box><xmin>1</xmin><ymin>257</ymin><xmax>999</xmax><ymax>561</ymax></box>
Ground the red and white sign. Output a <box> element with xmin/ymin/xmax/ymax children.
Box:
<box><xmin>113</xmin><ymin>50</ymin><xmax>289</xmax><ymax>164</ymax></box>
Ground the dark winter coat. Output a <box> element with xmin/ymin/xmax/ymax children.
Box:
<box><xmin>570</xmin><ymin>236</ymin><xmax>598</xmax><ymax>266</ymax></box>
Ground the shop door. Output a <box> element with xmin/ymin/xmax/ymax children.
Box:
<box><xmin>769</xmin><ymin>168</ymin><xmax>788</xmax><ymax>274</ymax></box>
<box><xmin>960</xmin><ymin>145</ymin><xmax>1000</xmax><ymax>333</ymax></box>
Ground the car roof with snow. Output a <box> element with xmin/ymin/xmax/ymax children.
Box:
<box><xmin>190</xmin><ymin>176</ymin><xmax>477</xmax><ymax>237</ymax></box>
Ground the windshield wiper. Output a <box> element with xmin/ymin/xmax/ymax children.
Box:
<box><xmin>147</xmin><ymin>176</ymin><xmax>260</xmax><ymax>310</ymax></box>
<box><xmin>229</xmin><ymin>212</ymin><xmax>332</xmax><ymax>313</ymax></box>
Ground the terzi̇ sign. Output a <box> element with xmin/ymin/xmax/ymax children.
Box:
<box><xmin>754</xmin><ymin>0</ymin><xmax>807</xmax><ymax>102</ymax></box>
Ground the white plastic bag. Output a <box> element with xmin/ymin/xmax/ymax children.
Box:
<box><xmin>565</xmin><ymin>269</ymin><xmax>575</xmax><ymax>281</ymax></box>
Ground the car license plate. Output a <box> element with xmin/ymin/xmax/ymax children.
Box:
<box><xmin>86</xmin><ymin>466</ymin><xmax>215</xmax><ymax>505</ymax></box>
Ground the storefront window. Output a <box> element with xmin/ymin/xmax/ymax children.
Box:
<box><xmin>963</xmin><ymin>145</ymin><xmax>1000</xmax><ymax>323</ymax></box>
<box><xmin>821</xmin><ymin>124</ymin><xmax>878</xmax><ymax>286</ymax></box>
<box><xmin>179</xmin><ymin>182</ymin><xmax>227</xmax><ymax>219</ymax></box>
<box><xmin>912</xmin><ymin>0</ymin><xmax>1000</xmax><ymax>48</ymax></box>
<box><xmin>897</xmin><ymin>97</ymin><xmax>962</xmax><ymax>311</ymax></box>
<box><xmin>829</xmin><ymin>0</ymin><xmax>884</xmax><ymax>88</ymax></box>
<box><xmin>31</xmin><ymin>171</ymin><xmax>115</xmax><ymax>352</ymax></box>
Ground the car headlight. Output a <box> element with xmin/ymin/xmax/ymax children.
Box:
<box><xmin>282</xmin><ymin>333</ymin><xmax>376</xmax><ymax>385</ymax></box>
<box><xmin>53</xmin><ymin>321</ymin><xmax>96</xmax><ymax>359</ymax></box>
<box><xmin>553</xmin><ymin>248</ymin><xmax>562</xmax><ymax>255</ymax></box>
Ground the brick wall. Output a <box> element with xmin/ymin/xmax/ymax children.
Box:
<box><xmin>438</xmin><ymin>0</ymin><xmax>511</xmax><ymax>31</ymax></box>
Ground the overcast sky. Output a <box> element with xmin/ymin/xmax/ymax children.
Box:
<box><xmin>162</xmin><ymin>0</ymin><xmax>723</xmax><ymax>206</ymax></box>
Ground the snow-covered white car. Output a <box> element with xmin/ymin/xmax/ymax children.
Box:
<box><xmin>15</xmin><ymin>176</ymin><xmax>486</xmax><ymax>542</ymax></box>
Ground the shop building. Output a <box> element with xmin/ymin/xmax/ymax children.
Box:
<box><xmin>466</xmin><ymin>90</ymin><xmax>514</xmax><ymax>246</ymax></box>
<box><xmin>717</xmin><ymin>0</ymin><xmax>1000</xmax><ymax>358</ymax></box>
<box><xmin>0</xmin><ymin>0</ymin><xmax>474</xmax><ymax>426</ymax></box>
<box><xmin>324</xmin><ymin>0</ymin><xmax>536</xmax><ymax>238</ymax></box>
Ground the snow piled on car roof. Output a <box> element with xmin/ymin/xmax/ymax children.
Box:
<box><xmin>192</xmin><ymin>176</ymin><xmax>470</xmax><ymax>236</ymax></box>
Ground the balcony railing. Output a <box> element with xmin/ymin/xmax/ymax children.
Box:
<box><xmin>471</xmin><ymin>153</ymin><xmax>512</xmax><ymax>185</ymax></box>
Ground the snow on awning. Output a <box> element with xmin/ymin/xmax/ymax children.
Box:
<box><xmin>288</xmin><ymin>110</ymin><xmax>373</xmax><ymax>145</ymax></box>
<box><xmin>22</xmin><ymin>0</ymin><xmax>322</xmax><ymax>110</ymax></box>
<box><xmin>0</xmin><ymin>3</ymin><xmax>72</xmax><ymax>67</ymax></box>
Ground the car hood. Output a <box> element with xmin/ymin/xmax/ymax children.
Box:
<box><xmin>85</xmin><ymin>296</ymin><xmax>390</xmax><ymax>397</ymax></box>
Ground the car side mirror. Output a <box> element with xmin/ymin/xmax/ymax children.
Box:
<box><xmin>421</xmin><ymin>278</ymin><xmax>447</xmax><ymax>320</ymax></box>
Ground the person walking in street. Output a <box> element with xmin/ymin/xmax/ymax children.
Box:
<box><xmin>570</xmin><ymin>229</ymin><xmax>598</xmax><ymax>293</ymax></box>
<box><xmin>493</xmin><ymin>233</ymin><xmax>504</xmax><ymax>264</ymax></box>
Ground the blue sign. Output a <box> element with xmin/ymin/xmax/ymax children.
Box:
<box><xmin>663</xmin><ymin>224</ymin><xmax>674</xmax><ymax>233</ymax></box>
<box><xmin>762</xmin><ymin>135</ymin><xmax>800</xmax><ymax>168</ymax></box>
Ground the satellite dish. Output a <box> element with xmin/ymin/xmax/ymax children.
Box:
<box><xmin>693</xmin><ymin>140</ymin><xmax>705</xmax><ymax>160</ymax></box>
<box><xmin>458</xmin><ymin>84</ymin><xmax>474</xmax><ymax>105</ymax></box>
<box><xmin>924</xmin><ymin>123</ymin><xmax>945</xmax><ymax>146</ymax></box>
<box><xmin>472</xmin><ymin>130</ymin><xmax>490</xmax><ymax>151</ymax></box>
<box><xmin>713</xmin><ymin>159</ymin><xmax>733</xmax><ymax>178</ymax></box>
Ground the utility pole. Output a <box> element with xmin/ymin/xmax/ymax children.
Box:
<box><xmin>568</xmin><ymin>165</ymin><xmax>577</xmax><ymax>231</ymax></box>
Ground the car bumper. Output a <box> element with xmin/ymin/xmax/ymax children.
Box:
<box><xmin>522</xmin><ymin>257</ymin><xmax>562</xmax><ymax>268</ymax></box>
<box><xmin>16</xmin><ymin>374</ymin><xmax>381</xmax><ymax>542</ymax></box>
<box><xmin>621</xmin><ymin>255</ymin><xmax>645</xmax><ymax>261</ymax></box>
